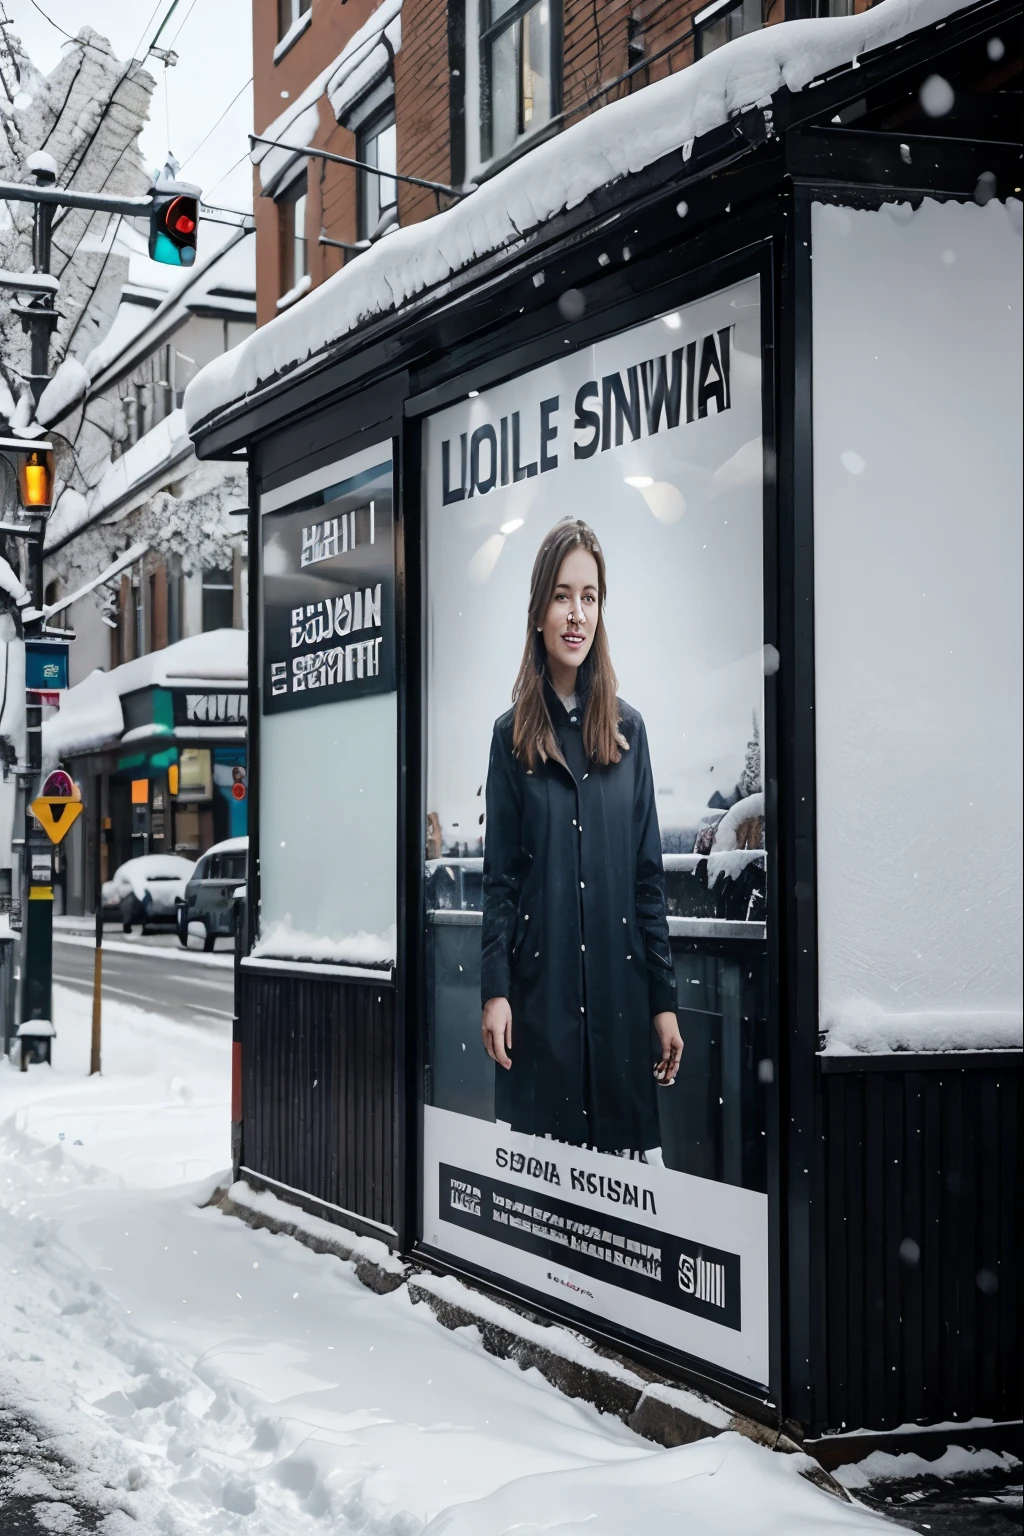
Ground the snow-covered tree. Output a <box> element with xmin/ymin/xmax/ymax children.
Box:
<box><xmin>0</xmin><ymin>23</ymin><xmax>154</xmax><ymax>424</ymax></box>
<box><xmin>740</xmin><ymin>711</ymin><xmax>762</xmax><ymax>797</ymax></box>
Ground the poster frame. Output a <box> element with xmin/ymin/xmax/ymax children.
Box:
<box><xmin>405</xmin><ymin>236</ymin><xmax>785</xmax><ymax>1407</ymax></box>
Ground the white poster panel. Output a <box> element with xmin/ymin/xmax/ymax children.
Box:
<box><xmin>425</xmin><ymin>1105</ymin><xmax>769</xmax><ymax>1383</ymax></box>
<box><xmin>422</xmin><ymin>277</ymin><xmax>769</xmax><ymax>1385</ymax></box>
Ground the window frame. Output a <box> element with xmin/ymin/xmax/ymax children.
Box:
<box><xmin>276</xmin><ymin>0</ymin><xmax>311</xmax><ymax>44</ymax></box>
<box><xmin>475</xmin><ymin>0</ymin><xmax>563</xmax><ymax>172</ymax></box>
<box><xmin>356</xmin><ymin>104</ymin><xmax>398</xmax><ymax>242</ymax></box>
<box><xmin>694</xmin><ymin>0</ymin><xmax>763</xmax><ymax>61</ymax></box>
<box><xmin>276</xmin><ymin>174</ymin><xmax>309</xmax><ymax>300</ymax></box>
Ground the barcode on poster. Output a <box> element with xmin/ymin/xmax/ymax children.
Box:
<box><xmin>678</xmin><ymin>1253</ymin><xmax>727</xmax><ymax>1310</ymax></box>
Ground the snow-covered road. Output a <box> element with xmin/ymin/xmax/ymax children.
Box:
<box><xmin>0</xmin><ymin>985</ymin><xmax>895</xmax><ymax>1534</ymax></box>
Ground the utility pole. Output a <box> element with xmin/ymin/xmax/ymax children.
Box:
<box><xmin>0</xmin><ymin>156</ymin><xmax>202</xmax><ymax>1067</ymax></box>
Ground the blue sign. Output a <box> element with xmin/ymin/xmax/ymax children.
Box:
<box><xmin>26</xmin><ymin>642</ymin><xmax>69</xmax><ymax>692</ymax></box>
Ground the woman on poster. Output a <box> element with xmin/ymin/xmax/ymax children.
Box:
<box><xmin>481</xmin><ymin>518</ymin><xmax>683</xmax><ymax>1155</ymax></box>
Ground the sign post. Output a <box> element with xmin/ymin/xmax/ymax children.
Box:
<box><xmin>19</xmin><ymin>772</ymin><xmax>83</xmax><ymax>1071</ymax></box>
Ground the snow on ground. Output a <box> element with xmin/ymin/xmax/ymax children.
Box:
<box><xmin>1</xmin><ymin>985</ymin><xmax>896</xmax><ymax>1533</ymax></box>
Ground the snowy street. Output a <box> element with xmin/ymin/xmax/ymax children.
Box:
<box><xmin>0</xmin><ymin>984</ymin><xmax>902</xmax><ymax>1535</ymax></box>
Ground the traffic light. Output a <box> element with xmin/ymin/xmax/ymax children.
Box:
<box><xmin>149</xmin><ymin>179</ymin><xmax>201</xmax><ymax>267</ymax></box>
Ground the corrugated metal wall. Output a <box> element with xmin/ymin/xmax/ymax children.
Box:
<box><xmin>237</xmin><ymin>968</ymin><xmax>397</xmax><ymax>1235</ymax></box>
<box><xmin>823</xmin><ymin>1060</ymin><xmax>1022</xmax><ymax>1431</ymax></box>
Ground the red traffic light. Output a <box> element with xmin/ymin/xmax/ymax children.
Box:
<box><xmin>149</xmin><ymin>182</ymin><xmax>201</xmax><ymax>267</ymax></box>
<box><xmin>231</xmin><ymin>781</ymin><xmax>246</xmax><ymax>802</ymax></box>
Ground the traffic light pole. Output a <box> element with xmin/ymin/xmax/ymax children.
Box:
<box><xmin>3</xmin><ymin>169</ymin><xmax>148</xmax><ymax>1066</ymax></box>
<box><xmin>2</xmin><ymin>163</ymin><xmax>205</xmax><ymax>1067</ymax></box>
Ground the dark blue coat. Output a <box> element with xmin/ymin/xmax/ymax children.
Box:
<box><xmin>481</xmin><ymin>685</ymin><xmax>676</xmax><ymax>1151</ymax></box>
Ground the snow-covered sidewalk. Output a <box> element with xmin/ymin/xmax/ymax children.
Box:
<box><xmin>1</xmin><ymin>985</ymin><xmax>895</xmax><ymax>1533</ymax></box>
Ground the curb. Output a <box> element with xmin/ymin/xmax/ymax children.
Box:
<box><xmin>208</xmin><ymin>1180</ymin><xmax>851</xmax><ymax>1500</ymax></box>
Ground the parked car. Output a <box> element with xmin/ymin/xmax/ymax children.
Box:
<box><xmin>102</xmin><ymin>855</ymin><xmax>196</xmax><ymax>933</ymax></box>
<box><xmin>175</xmin><ymin>836</ymin><xmax>248</xmax><ymax>952</ymax></box>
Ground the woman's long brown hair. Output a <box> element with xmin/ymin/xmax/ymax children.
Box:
<box><xmin>512</xmin><ymin>519</ymin><xmax>627</xmax><ymax>770</ymax></box>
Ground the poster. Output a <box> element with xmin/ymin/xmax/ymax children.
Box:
<box><xmin>261</xmin><ymin>456</ymin><xmax>395</xmax><ymax>714</ymax></box>
<box><xmin>422</xmin><ymin>277</ymin><xmax>770</xmax><ymax>1385</ymax></box>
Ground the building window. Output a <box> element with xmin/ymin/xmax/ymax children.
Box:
<box><xmin>277</xmin><ymin>178</ymin><xmax>309</xmax><ymax>300</ymax></box>
<box><xmin>202</xmin><ymin>568</ymin><xmax>234</xmax><ymax>632</ymax></box>
<box><xmin>357</xmin><ymin>110</ymin><xmax>398</xmax><ymax>240</ymax></box>
<box><xmin>694</xmin><ymin>0</ymin><xmax>762</xmax><ymax>59</ymax></box>
<box><xmin>815</xmin><ymin>0</ymin><xmax>853</xmax><ymax>12</ymax></box>
<box><xmin>480</xmin><ymin>0</ymin><xmax>557</xmax><ymax>165</ymax></box>
<box><xmin>277</xmin><ymin>0</ymin><xmax>311</xmax><ymax>42</ymax></box>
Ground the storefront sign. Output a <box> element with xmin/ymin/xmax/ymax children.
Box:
<box><xmin>26</xmin><ymin>641</ymin><xmax>68</xmax><ymax>692</ymax></box>
<box><xmin>261</xmin><ymin>458</ymin><xmax>395</xmax><ymax>714</ymax></box>
<box><xmin>179</xmin><ymin>692</ymin><xmax>247</xmax><ymax>725</ymax></box>
<box><xmin>420</xmin><ymin>276</ymin><xmax>771</xmax><ymax>1385</ymax></box>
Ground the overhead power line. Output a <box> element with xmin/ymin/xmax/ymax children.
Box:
<box><xmin>179</xmin><ymin>76</ymin><xmax>252</xmax><ymax>172</ymax></box>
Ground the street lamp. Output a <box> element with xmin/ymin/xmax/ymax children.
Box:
<box><xmin>17</xmin><ymin>447</ymin><xmax>53</xmax><ymax>509</ymax></box>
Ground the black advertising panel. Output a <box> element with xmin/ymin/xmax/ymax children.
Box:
<box><xmin>262</xmin><ymin>458</ymin><xmax>395</xmax><ymax>714</ymax></box>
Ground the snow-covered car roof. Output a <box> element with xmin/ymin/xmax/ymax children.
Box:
<box><xmin>112</xmin><ymin>855</ymin><xmax>196</xmax><ymax>882</ymax></box>
<box><xmin>198</xmin><ymin>836</ymin><xmax>249</xmax><ymax>859</ymax></box>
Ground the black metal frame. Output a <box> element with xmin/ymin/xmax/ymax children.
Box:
<box><xmin>401</xmin><ymin>231</ymin><xmax>786</xmax><ymax>1412</ymax></box>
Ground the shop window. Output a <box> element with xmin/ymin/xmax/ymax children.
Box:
<box><xmin>694</xmin><ymin>0</ymin><xmax>762</xmax><ymax>59</ymax></box>
<box><xmin>478</xmin><ymin>0</ymin><xmax>559</xmax><ymax>166</ymax></box>
<box><xmin>277</xmin><ymin>0</ymin><xmax>310</xmax><ymax>42</ymax></box>
<box><xmin>277</xmin><ymin>178</ymin><xmax>309</xmax><ymax>301</ymax></box>
<box><xmin>357</xmin><ymin>109</ymin><xmax>398</xmax><ymax>240</ymax></box>
<box><xmin>816</xmin><ymin>0</ymin><xmax>853</xmax><ymax>12</ymax></box>
<box><xmin>201</xmin><ymin>568</ymin><xmax>234</xmax><ymax>631</ymax></box>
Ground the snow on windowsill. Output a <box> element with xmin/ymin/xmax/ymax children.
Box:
<box><xmin>819</xmin><ymin>1006</ymin><xmax>1023</xmax><ymax>1057</ymax></box>
<box><xmin>251</xmin><ymin>917</ymin><xmax>396</xmax><ymax>969</ymax></box>
<box><xmin>186</xmin><ymin>0</ymin><xmax>978</xmax><ymax>433</ymax></box>
<box><xmin>272</xmin><ymin>6</ymin><xmax>311</xmax><ymax>63</ymax></box>
<box><xmin>276</xmin><ymin>271</ymin><xmax>312</xmax><ymax>312</ymax></box>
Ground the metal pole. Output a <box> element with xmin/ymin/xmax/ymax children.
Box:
<box><xmin>90</xmin><ymin>823</ymin><xmax>103</xmax><ymax>1075</ymax></box>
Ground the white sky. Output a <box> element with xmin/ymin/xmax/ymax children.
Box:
<box><xmin>6</xmin><ymin>0</ymin><xmax>254</xmax><ymax>216</ymax></box>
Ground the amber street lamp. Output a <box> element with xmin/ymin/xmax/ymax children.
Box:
<box><xmin>17</xmin><ymin>447</ymin><xmax>54</xmax><ymax>509</ymax></box>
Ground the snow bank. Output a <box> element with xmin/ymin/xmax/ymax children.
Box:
<box><xmin>820</xmin><ymin>1005</ymin><xmax>1022</xmax><ymax>1056</ymax></box>
<box><xmin>421</xmin><ymin>1430</ymin><xmax>883</xmax><ymax>1535</ymax></box>
<box><xmin>1</xmin><ymin>983</ymin><xmax>887</xmax><ymax>1534</ymax></box>
<box><xmin>186</xmin><ymin>0</ymin><xmax>976</xmax><ymax>430</ymax></box>
<box><xmin>835</xmin><ymin>1444</ymin><xmax>1020</xmax><ymax>1489</ymax></box>
<box><xmin>42</xmin><ymin>627</ymin><xmax>247</xmax><ymax>760</ymax></box>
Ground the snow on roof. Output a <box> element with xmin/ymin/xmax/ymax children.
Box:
<box><xmin>186</xmin><ymin>0</ymin><xmax>974</xmax><ymax>435</ymax></box>
<box><xmin>85</xmin><ymin>227</ymin><xmax>255</xmax><ymax>391</ymax></box>
<box><xmin>254</xmin><ymin>0</ymin><xmax>403</xmax><ymax>194</ymax></box>
<box><xmin>43</xmin><ymin>628</ymin><xmax>247</xmax><ymax>761</ymax></box>
<box><xmin>44</xmin><ymin>409</ymin><xmax>193</xmax><ymax>551</ymax></box>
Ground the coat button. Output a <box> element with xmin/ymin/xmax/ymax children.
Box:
<box><xmin>580</xmin><ymin>881</ymin><xmax>585</xmax><ymax>889</ymax></box>
<box><xmin>581</xmin><ymin>944</ymin><xmax>585</xmax><ymax>952</ymax></box>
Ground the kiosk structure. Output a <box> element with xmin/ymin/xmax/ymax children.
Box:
<box><xmin>185</xmin><ymin>0</ymin><xmax>1023</xmax><ymax>1447</ymax></box>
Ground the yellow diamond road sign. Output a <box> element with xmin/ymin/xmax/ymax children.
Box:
<box><xmin>31</xmin><ymin>796</ymin><xmax>84</xmax><ymax>845</ymax></box>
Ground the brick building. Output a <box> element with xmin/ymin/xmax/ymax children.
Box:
<box><xmin>251</xmin><ymin>0</ymin><xmax>865</xmax><ymax>323</ymax></box>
